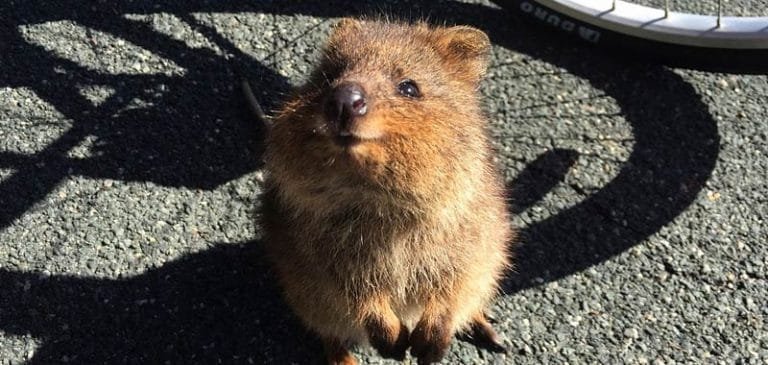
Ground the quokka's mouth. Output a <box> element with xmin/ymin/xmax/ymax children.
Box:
<box><xmin>330</xmin><ymin>128</ymin><xmax>384</xmax><ymax>149</ymax></box>
<box><xmin>334</xmin><ymin>134</ymin><xmax>363</xmax><ymax>147</ymax></box>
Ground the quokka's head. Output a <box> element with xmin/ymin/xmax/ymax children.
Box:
<box><xmin>268</xmin><ymin>19</ymin><xmax>492</xmax><ymax>196</ymax></box>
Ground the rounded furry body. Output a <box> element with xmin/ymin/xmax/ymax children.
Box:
<box><xmin>260</xmin><ymin>19</ymin><xmax>513</xmax><ymax>364</ymax></box>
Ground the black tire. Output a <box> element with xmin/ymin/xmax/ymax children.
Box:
<box><xmin>493</xmin><ymin>0</ymin><xmax>768</xmax><ymax>74</ymax></box>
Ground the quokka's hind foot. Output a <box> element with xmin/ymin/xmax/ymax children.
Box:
<box><xmin>322</xmin><ymin>336</ymin><xmax>358</xmax><ymax>365</ymax></box>
<box><xmin>365</xmin><ymin>318</ymin><xmax>409</xmax><ymax>360</ymax></box>
<box><xmin>468</xmin><ymin>313</ymin><xmax>507</xmax><ymax>353</ymax></box>
<box><xmin>409</xmin><ymin>308</ymin><xmax>453</xmax><ymax>365</ymax></box>
<box><xmin>363</xmin><ymin>296</ymin><xmax>410</xmax><ymax>360</ymax></box>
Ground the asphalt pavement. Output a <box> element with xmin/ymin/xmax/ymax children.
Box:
<box><xmin>1</xmin><ymin>1</ymin><xmax>766</xmax><ymax>364</ymax></box>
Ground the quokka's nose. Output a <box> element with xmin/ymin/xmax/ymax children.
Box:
<box><xmin>325</xmin><ymin>82</ymin><xmax>368</xmax><ymax>134</ymax></box>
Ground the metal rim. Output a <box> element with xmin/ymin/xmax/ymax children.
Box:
<box><xmin>530</xmin><ymin>0</ymin><xmax>768</xmax><ymax>49</ymax></box>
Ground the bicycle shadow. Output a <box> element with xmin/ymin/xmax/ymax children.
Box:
<box><xmin>0</xmin><ymin>0</ymin><xmax>718</xmax><ymax>363</ymax></box>
<box><xmin>0</xmin><ymin>7</ymin><xmax>282</xmax><ymax>229</ymax></box>
<box><xmin>500</xmin><ymin>56</ymin><xmax>720</xmax><ymax>292</ymax></box>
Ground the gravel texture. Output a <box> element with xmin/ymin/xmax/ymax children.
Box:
<box><xmin>1</xmin><ymin>1</ymin><xmax>766</xmax><ymax>364</ymax></box>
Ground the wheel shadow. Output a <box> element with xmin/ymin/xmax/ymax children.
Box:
<box><xmin>0</xmin><ymin>0</ymin><xmax>719</xmax><ymax>363</ymax></box>
<box><xmin>502</xmin><ymin>60</ymin><xmax>719</xmax><ymax>292</ymax></box>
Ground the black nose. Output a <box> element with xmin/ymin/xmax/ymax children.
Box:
<box><xmin>325</xmin><ymin>82</ymin><xmax>368</xmax><ymax>133</ymax></box>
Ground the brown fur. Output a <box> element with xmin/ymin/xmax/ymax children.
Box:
<box><xmin>260</xmin><ymin>18</ymin><xmax>514</xmax><ymax>364</ymax></box>
<box><xmin>323</xmin><ymin>337</ymin><xmax>358</xmax><ymax>365</ymax></box>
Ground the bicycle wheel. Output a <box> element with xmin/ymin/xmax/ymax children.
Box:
<box><xmin>494</xmin><ymin>0</ymin><xmax>768</xmax><ymax>73</ymax></box>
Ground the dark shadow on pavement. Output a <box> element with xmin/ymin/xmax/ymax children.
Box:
<box><xmin>508</xmin><ymin>148</ymin><xmax>580</xmax><ymax>216</ymax></box>
<box><xmin>0</xmin><ymin>242</ymin><xmax>322</xmax><ymax>364</ymax></box>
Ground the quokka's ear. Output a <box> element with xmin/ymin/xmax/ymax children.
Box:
<box><xmin>328</xmin><ymin>18</ymin><xmax>364</xmax><ymax>46</ymax></box>
<box><xmin>434</xmin><ymin>26</ymin><xmax>491</xmax><ymax>85</ymax></box>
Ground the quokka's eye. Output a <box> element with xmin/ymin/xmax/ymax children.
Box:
<box><xmin>397</xmin><ymin>79</ymin><xmax>421</xmax><ymax>98</ymax></box>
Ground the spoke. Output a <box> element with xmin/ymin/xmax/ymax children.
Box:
<box><xmin>717</xmin><ymin>0</ymin><xmax>722</xmax><ymax>28</ymax></box>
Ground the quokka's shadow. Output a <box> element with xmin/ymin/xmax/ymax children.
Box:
<box><xmin>0</xmin><ymin>242</ymin><xmax>324</xmax><ymax>364</ymax></box>
<box><xmin>0</xmin><ymin>0</ymin><xmax>719</xmax><ymax>362</ymax></box>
